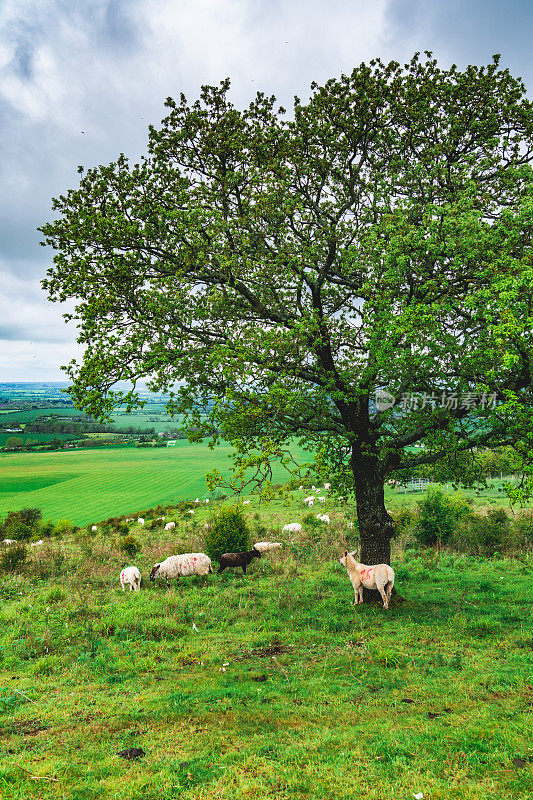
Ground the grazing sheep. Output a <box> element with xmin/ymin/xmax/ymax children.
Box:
<box><xmin>304</xmin><ymin>496</ymin><xmax>315</xmax><ymax>507</ymax></box>
<box><xmin>137</xmin><ymin>518</ymin><xmax>145</xmax><ymax>526</ymax></box>
<box><xmin>339</xmin><ymin>551</ymin><xmax>394</xmax><ymax>609</ymax></box>
<box><xmin>298</xmin><ymin>486</ymin><xmax>303</xmax><ymax>491</ymax></box>
<box><xmin>156</xmin><ymin>516</ymin><xmax>165</xmax><ymax>521</ymax></box>
<box><xmin>120</xmin><ymin>566</ymin><xmax>141</xmax><ymax>592</ymax></box>
<box><xmin>205</xmin><ymin>499</ymin><xmax>209</xmax><ymax>503</ymax></box>
<box><xmin>282</xmin><ymin>523</ymin><xmax>302</xmax><ymax>533</ymax></box>
<box><xmin>30</xmin><ymin>540</ymin><xmax>44</xmax><ymax>547</ymax></box>
<box><xmin>164</xmin><ymin>521</ymin><xmax>176</xmax><ymax>531</ymax></box>
<box><xmin>187</xmin><ymin>509</ymin><xmax>195</xmax><ymax>515</ymax></box>
<box><xmin>316</xmin><ymin>514</ymin><xmax>330</xmax><ymax>524</ymax></box>
<box><xmin>324</xmin><ymin>483</ymin><xmax>331</xmax><ymax>490</ymax></box>
<box><xmin>242</xmin><ymin>500</ymin><xmax>250</xmax><ymax>505</ymax></box>
<box><xmin>317</xmin><ymin>496</ymin><xmax>326</xmax><ymax>504</ymax></box>
<box><xmin>218</xmin><ymin>548</ymin><xmax>261</xmax><ymax>574</ymax></box>
<box><xmin>91</xmin><ymin>525</ymin><xmax>98</xmax><ymax>532</ymax></box>
<box><xmin>2</xmin><ymin>539</ymin><xmax>17</xmax><ymax>545</ymax></box>
<box><xmin>312</xmin><ymin>485</ymin><xmax>316</xmax><ymax>491</ymax></box>
<box><xmin>150</xmin><ymin>553</ymin><xmax>213</xmax><ymax>587</ymax></box>
<box><xmin>254</xmin><ymin>541</ymin><xmax>283</xmax><ymax>553</ymax></box>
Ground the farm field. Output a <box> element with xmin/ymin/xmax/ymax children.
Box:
<box><xmin>0</xmin><ymin>521</ymin><xmax>531</xmax><ymax>800</ymax></box>
<box><xmin>0</xmin><ymin>442</ymin><xmax>311</xmax><ymax>524</ymax></box>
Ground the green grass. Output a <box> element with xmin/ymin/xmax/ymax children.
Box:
<box><xmin>0</xmin><ymin>524</ymin><xmax>530</xmax><ymax>800</ymax></box>
<box><xmin>0</xmin><ymin>443</ymin><xmax>309</xmax><ymax>524</ymax></box>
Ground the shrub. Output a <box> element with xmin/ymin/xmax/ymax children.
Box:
<box><xmin>2</xmin><ymin>521</ymin><xmax>34</xmax><ymax>542</ymax></box>
<box><xmin>120</xmin><ymin>536</ymin><xmax>141</xmax><ymax>557</ymax></box>
<box><xmin>415</xmin><ymin>486</ymin><xmax>470</xmax><ymax>547</ymax></box>
<box><xmin>302</xmin><ymin>513</ymin><xmax>321</xmax><ymax>530</ymax></box>
<box><xmin>39</xmin><ymin>521</ymin><xmax>56</xmax><ymax>539</ymax></box>
<box><xmin>512</xmin><ymin>510</ymin><xmax>533</xmax><ymax>549</ymax></box>
<box><xmin>54</xmin><ymin>519</ymin><xmax>76</xmax><ymax>537</ymax></box>
<box><xmin>204</xmin><ymin>506</ymin><xmax>250</xmax><ymax>562</ymax></box>
<box><xmin>461</xmin><ymin>507</ymin><xmax>511</xmax><ymax>555</ymax></box>
<box><xmin>3</xmin><ymin>508</ymin><xmax>42</xmax><ymax>530</ymax></box>
<box><xmin>392</xmin><ymin>505</ymin><xmax>415</xmax><ymax>537</ymax></box>
<box><xmin>0</xmin><ymin>544</ymin><xmax>27</xmax><ymax>574</ymax></box>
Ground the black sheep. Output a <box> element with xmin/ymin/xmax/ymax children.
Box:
<box><xmin>218</xmin><ymin>548</ymin><xmax>261</xmax><ymax>574</ymax></box>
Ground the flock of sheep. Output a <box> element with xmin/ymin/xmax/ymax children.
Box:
<box><xmin>117</xmin><ymin>482</ymin><xmax>395</xmax><ymax>609</ymax></box>
<box><xmin>2</xmin><ymin>483</ymin><xmax>394</xmax><ymax>608</ymax></box>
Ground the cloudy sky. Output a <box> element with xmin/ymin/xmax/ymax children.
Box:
<box><xmin>1</xmin><ymin>0</ymin><xmax>532</xmax><ymax>381</ymax></box>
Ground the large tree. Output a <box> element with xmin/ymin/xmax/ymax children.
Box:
<box><xmin>41</xmin><ymin>53</ymin><xmax>533</xmax><ymax>565</ymax></box>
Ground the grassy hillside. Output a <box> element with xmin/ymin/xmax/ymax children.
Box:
<box><xmin>0</xmin><ymin>443</ymin><xmax>310</xmax><ymax>524</ymax></box>
<box><xmin>0</xmin><ymin>517</ymin><xmax>530</xmax><ymax>799</ymax></box>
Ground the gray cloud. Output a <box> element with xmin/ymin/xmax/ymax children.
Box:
<box><xmin>0</xmin><ymin>0</ymin><xmax>532</xmax><ymax>380</ymax></box>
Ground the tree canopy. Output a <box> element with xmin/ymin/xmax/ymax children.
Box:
<box><xmin>41</xmin><ymin>53</ymin><xmax>533</xmax><ymax>563</ymax></box>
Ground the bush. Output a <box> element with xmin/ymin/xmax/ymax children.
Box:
<box><xmin>54</xmin><ymin>519</ymin><xmax>77</xmax><ymax>537</ymax></box>
<box><xmin>415</xmin><ymin>486</ymin><xmax>470</xmax><ymax>547</ymax></box>
<box><xmin>39</xmin><ymin>521</ymin><xmax>56</xmax><ymax>539</ymax></box>
<box><xmin>204</xmin><ymin>506</ymin><xmax>250</xmax><ymax>562</ymax></box>
<box><xmin>459</xmin><ymin>507</ymin><xmax>511</xmax><ymax>555</ymax></box>
<box><xmin>0</xmin><ymin>544</ymin><xmax>27</xmax><ymax>574</ymax></box>
<box><xmin>4</xmin><ymin>508</ymin><xmax>42</xmax><ymax>529</ymax></box>
<box><xmin>302</xmin><ymin>513</ymin><xmax>321</xmax><ymax>530</ymax></box>
<box><xmin>120</xmin><ymin>536</ymin><xmax>141</xmax><ymax>557</ymax></box>
<box><xmin>512</xmin><ymin>510</ymin><xmax>533</xmax><ymax>549</ymax></box>
<box><xmin>2</xmin><ymin>521</ymin><xmax>34</xmax><ymax>542</ymax></box>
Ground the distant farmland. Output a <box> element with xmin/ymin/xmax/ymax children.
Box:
<box><xmin>0</xmin><ymin>441</ymin><xmax>309</xmax><ymax>524</ymax></box>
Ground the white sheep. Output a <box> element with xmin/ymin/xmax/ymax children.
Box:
<box><xmin>298</xmin><ymin>486</ymin><xmax>303</xmax><ymax>491</ymax></box>
<box><xmin>137</xmin><ymin>518</ymin><xmax>145</xmax><ymax>526</ymax></box>
<box><xmin>316</xmin><ymin>514</ymin><xmax>330</xmax><ymax>524</ymax></box>
<box><xmin>312</xmin><ymin>485</ymin><xmax>316</xmax><ymax>491</ymax></box>
<box><xmin>150</xmin><ymin>553</ymin><xmax>213</xmax><ymax>587</ymax></box>
<box><xmin>253</xmin><ymin>541</ymin><xmax>283</xmax><ymax>553</ymax></box>
<box><xmin>205</xmin><ymin>499</ymin><xmax>209</xmax><ymax>503</ymax></box>
<box><xmin>2</xmin><ymin>539</ymin><xmax>17</xmax><ymax>545</ymax></box>
<box><xmin>30</xmin><ymin>540</ymin><xmax>44</xmax><ymax>547</ymax></box>
<box><xmin>120</xmin><ymin>566</ymin><xmax>141</xmax><ymax>592</ymax></box>
<box><xmin>164</xmin><ymin>521</ymin><xmax>176</xmax><ymax>531</ymax></box>
<box><xmin>91</xmin><ymin>525</ymin><xmax>98</xmax><ymax>532</ymax></box>
<box><xmin>187</xmin><ymin>509</ymin><xmax>195</xmax><ymax>515</ymax></box>
<box><xmin>242</xmin><ymin>500</ymin><xmax>250</xmax><ymax>505</ymax></box>
<box><xmin>317</xmin><ymin>496</ymin><xmax>326</xmax><ymax>504</ymax></box>
<box><xmin>339</xmin><ymin>551</ymin><xmax>394</xmax><ymax>609</ymax></box>
<box><xmin>282</xmin><ymin>523</ymin><xmax>302</xmax><ymax>533</ymax></box>
<box><xmin>156</xmin><ymin>516</ymin><xmax>165</xmax><ymax>521</ymax></box>
<box><xmin>304</xmin><ymin>496</ymin><xmax>315</xmax><ymax>507</ymax></box>
<box><xmin>324</xmin><ymin>483</ymin><xmax>331</xmax><ymax>490</ymax></box>
<box><xmin>195</xmin><ymin>498</ymin><xmax>200</xmax><ymax>502</ymax></box>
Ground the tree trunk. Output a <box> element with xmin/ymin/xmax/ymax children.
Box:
<box><xmin>351</xmin><ymin>451</ymin><xmax>398</xmax><ymax>605</ymax></box>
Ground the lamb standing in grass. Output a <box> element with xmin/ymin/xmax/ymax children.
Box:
<box><xmin>149</xmin><ymin>553</ymin><xmax>213</xmax><ymax>587</ymax></box>
<box><xmin>282</xmin><ymin>523</ymin><xmax>302</xmax><ymax>534</ymax></box>
<box><xmin>218</xmin><ymin>548</ymin><xmax>261</xmax><ymax>574</ymax></box>
<box><xmin>339</xmin><ymin>550</ymin><xmax>394</xmax><ymax>609</ymax></box>
<box><xmin>120</xmin><ymin>566</ymin><xmax>141</xmax><ymax>592</ymax></box>
<box><xmin>253</xmin><ymin>541</ymin><xmax>283</xmax><ymax>553</ymax></box>
<box><xmin>164</xmin><ymin>521</ymin><xmax>176</xmax><ymax>531</ymax></box>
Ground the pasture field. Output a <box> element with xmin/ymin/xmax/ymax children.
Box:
<box><xmin>0</xmin><ymin>443</ymin><xmax>311</xmax><ymax>524</ymax></box>
<box><xmin>0</xmin><ymin>436</ymin><xmax>526</xmax><ymax>525</ymax></box>
<box><xmin>0</xmin><ymin>516</ymin><xmax>530</xmax><ymax>800</ymax></box>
